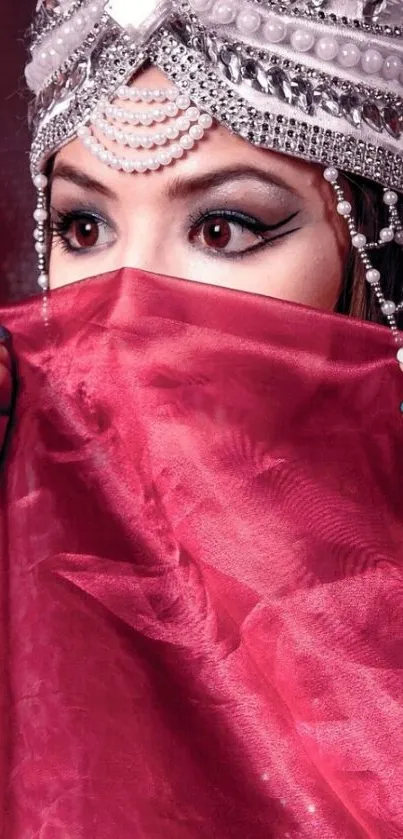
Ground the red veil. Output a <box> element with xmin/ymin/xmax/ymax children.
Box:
<box><xmin>1</xmin><ymin>268</ymin><xmax>403</xmax><ymax>838</ymax></box>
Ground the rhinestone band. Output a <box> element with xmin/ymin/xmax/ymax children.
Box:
<box><xmin>28</xmin><ymin>28</ymin><xmax>403</xmax><ymax>192</ymax></box>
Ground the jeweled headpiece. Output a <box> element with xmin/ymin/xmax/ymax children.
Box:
<box><xmin>25</xmin><ymin>0</ymin><xmax>403</xmax><ymax>367</ymax></box>
<box><xmin>27</xmin><ymin>0</ymin><xmax>403</xmax><ymax>183</ymax></box>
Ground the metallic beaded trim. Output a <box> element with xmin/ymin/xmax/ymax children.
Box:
<box><xmin>30</xmin><ymin>30</ymin><xmax>148</xmax><ymax>172</ymax></box>
<box><xmin>200</xmin><ymin>35</ymin><xmax>403</xmax><ymax>137</ymax></box>
<box><xmin>152</xmin><ymin>32</ymin><xmax>403</xmax><ymax>187</ymax></box>
<box><xmin>29</xmin><ymin>26</ymin><xmax>403</xmax><ymax>191</ymax></box>
<box><xmin>30</xmin><ymin>0</ymin><xmax>84</xmax><ymax>51</ymax></box>
<box><xmin>251</xmin><ymin>0</ymin><xmax>403</xmax><ymax>37</ymax></box>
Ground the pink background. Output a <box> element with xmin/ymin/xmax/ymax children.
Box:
<box><xmin>0</xmin><ymin>0</ymin><xmax>36</xmax><ymax>303</ymax></box>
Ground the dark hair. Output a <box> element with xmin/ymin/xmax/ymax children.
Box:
<box><xmin>336</xmin><ymin>174</ymin><xmax>403</xmax><ymax>326</ymax></box>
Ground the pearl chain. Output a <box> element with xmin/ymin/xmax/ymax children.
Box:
<box><xmin>33</xmin><ymin>173</ymin><xmax>49</xmax><ymax>292</ymax></box>
<box><xmin>191</xmin><ymin>0</ymin><xmax>403</xmax><ymax>83</ymax></box>
<box><xmin>323</xmin><ymin>166</ymin><xmax>403</xmax><ymax>372</ymax></box>
<box><xmin>78</xmin><ymin>86</ymin><xmax>214</xmax><ymax>173</ymax></box>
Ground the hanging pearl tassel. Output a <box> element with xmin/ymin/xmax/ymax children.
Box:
<box><xmin>33</xmin><ymin>173</ymin><xmax>49</xmax><ymax>292</ymax></box>
<box><xmin>323</xmin><ymin>166</ymin><xmax>403</xmax><ymax>363</ymax></box>
<box><xmin>78</xmin><ymin>86</ymin><xmax>214</xmax><ymax>174</ymax></box>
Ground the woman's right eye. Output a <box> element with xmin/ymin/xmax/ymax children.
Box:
<box><xmin>51</xmin><ymin>212</ymin><xmax>116</xmax><ymax>254</ymax></box>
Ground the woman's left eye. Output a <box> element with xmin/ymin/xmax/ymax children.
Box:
<box><xmin>190</xmin><ymin>215</ymin><xmax>265</xmax><ymax>256</ymax></box>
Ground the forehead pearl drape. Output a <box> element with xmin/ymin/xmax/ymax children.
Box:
<box><xmin>78</xmin><ymin>85</ymin><xmax>214</xmax><ymax>173</ymax></box>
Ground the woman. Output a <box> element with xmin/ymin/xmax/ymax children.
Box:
<box><xmin>1</xmin><ymin>1</ymin><xmax>403</xmax><ymax>836</ymax></box>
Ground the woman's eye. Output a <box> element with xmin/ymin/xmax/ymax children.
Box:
<box><xmin>52</xmin><ymin>213</ymin><xmax>115</xmax><ymax>254</ymax></box>
<box><xmin>190</xmin><ymin>216</ymin><xmax>265</xmax><ymax>255</ymax></box>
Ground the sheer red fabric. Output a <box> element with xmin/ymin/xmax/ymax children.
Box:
<box><xmin>1</xmin><ymin>268</ymin><xmax>403</xmax><ymax>838</ymax></box>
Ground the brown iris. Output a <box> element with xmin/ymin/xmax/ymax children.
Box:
<box><xmin>71</xmin><ymin>218</ymin><xmax>100</xmax><ymax>248</ymax></box>
<box><xmin>200</xmin><ymin>218</ymin><xmax>232</xmax><ymax>250</ymax></box>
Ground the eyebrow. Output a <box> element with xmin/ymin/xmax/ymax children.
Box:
<box><xmin>51</xmin><ymin>162</ymin><xmax>118</xmax><ymax>200</ymax></box>
<box><xmin>51</xmin><ymin>161</ymin><xmax>294</xmax><ymax>203</ymax></box>
<box><xmin>166</xmin><ymin>166</ymin><xmax>294</xmax><ymax>201</ymax></box>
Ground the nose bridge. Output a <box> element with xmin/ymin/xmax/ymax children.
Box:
<box><xmin>119</xmin><ymin>180</ymin><xmax>169</xmax><ymax>274</ymax></box>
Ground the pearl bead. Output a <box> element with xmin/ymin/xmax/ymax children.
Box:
<box><xmin>264</xmin><ymin>17</ymin><xmax>287</xmax><ymax>43</ymax></box>
<box><xmin>366</xmin><ymin>268</ymin><xmax>381</xmax><ymax>284</ymax></box>
<box><xmin>53</xmin><ymin>35</ymin><xmax>66</xmax><ymax>55</ymax></box>
<box><xmin>88</xmin><ymin>2</ymin><xmax>102</xmax><ymax>17</ymax></box>
<box><xmin>166</xmin><ymin>125</ymin><xmax>179</xmax><ymax>140</ymax></box>
<box><xmin>166</xmin><ymin>102</ymin><xmax>179</xmax><ymax>117</ymax></box>
<box><xmin>34</xmin><ymin>207</ymin><xmax>48</xmax><ymax>222</ymax></box>
<box><xmin>186</xmin><ymin>107</ymin><xmax>200</xmax><ymax>122</ymax></box>
<box><xmin>290</xmin><ymin>29</ymin><xmax>315</xmax><ymax>53</ymax></box>
<box><xmin>337</xmin><ymin>200</ymin><xmax>352</xmax><ymax>216</ymax></box>
<box><xmin>176</xmin><ymin>95</ymin><xmax>191</xmax><ymax>110</ymax></box>
<box><xmin>177</xmin><ymin>116</ymin><xmax>190</xmax><ymax>132</ymax></box>
<box><xmin>189</xmin><ymin>124</ymin><xmax>204</xmax><ymax>140</ymax></box>
<box><xmin>383</xmin><ymin>190</ymin><xmax>398</xmax><ymax>206</ymax></box>
<box><xmin>35</xmin><ymin>241</ymin><xmax>47</xmax><ymax>254</ymax></box>
<box><xmin>323</xmin><ymin>166</ymin><xmax>339</xmax><ymax>183</ymax></box>
<box><xmin>170</xmin><ymin>144</ymin><xmax>184</xmax><ymax>159</ymax></box>
<box><xmin>396</xmin><ymin>348</ymin><xmax>403</xmax><ymax>364</ymax></box>
<box><xmin>158</xmin><ymin>149</ymin><xmax>172</xmax><ymax>166</ymax></box>
<box><xmin>361</xmin><ymin>48</ymin><xmax>383</xmax><ymax>75</ymax></box>
<box><xmin>38</xmin><ymin>273</ymin><xmax>49</xmax><ymax>290</ymax></box>
<box><xmin>180</xmin><ymin>135</ymin><xmax>195</xmax><ymax>150</ymax></box>
<box><xmin>199</xmin><ymin>113</ymin><xmax>213</xmax><ymax>129</ymax></box>
<box><xmin>236</xmin><ymin>8</ymin><xmax>261</xmax><ymax>34</ymax></box>
<box><xmin>338</xmin><ymin>42</ymin><xmax>360</xmax><ymax>68</ymax></box>
<box><xmin>73</xmin><ymin>14</ymin><xmax>87</xmax><ymax>32</ymax></box>
<box><xmin>383</xmin><ymin>55</ymin><xmax>402</xmax><ymax>81</ymax></box>
<box><xmin>315</xmin><ymin>36</ymin><xmax>339</xmax><ymax>61</ymax></box>
<box><xmin>352</xmin><ymin>233</ymin><xmax>367</xmax><ymax>248</ymax></box>
<box><xmin>34</xmin><ymin>173</ymin><xmax>48</xmax><ymax>189</ymax></box>
<box><xmin>212</xmin><ymin>0</ymin><xmax>237</xmax><ymax>24</ymax></box>
<box><xmin>122</xmin><ymin>159</ymin><xmax>135</xmax><ymax>172</ymax></box>
<box><xmin>37</xmin><ymin>48</ymin><xmax>50</xmax><ymax>68</ymax></box>
<box><xmin>395</xmin><ymin>230</ymin><xmax>403</xmax><ymax>245</ymax></box>
<box><xmin>379</xmin><ymin>227</ymin><xmax>394</xmax><ymax>242</ymax></box>
<box><xmin>60</xmin><ymin>23</ymin><xmax>77</xmax><ymax>47</ymax></box>
<box><xmin>381</xmin><ymin>300</ymin><xmax>396</xmax><ymax>315</ymax></box>
<box><xmin>135</xmin><ymin>160</ymin><xmax>147</xmax><ymax>173</ymax></box>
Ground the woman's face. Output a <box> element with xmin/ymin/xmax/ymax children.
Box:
<box><xmin>49</xmin><ymin>67</ymin><xmax>349</xmax><ymax>310</ymax></box>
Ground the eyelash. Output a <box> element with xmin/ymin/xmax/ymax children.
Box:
<box><xmin>51</xmin><ymin>208</ymin><xmax>112</xmax><ymax>256</ymax></box>
<box><xmin>50</xmin><ymin>207</ymin><xmax>300</xmax><ymax>259</ymax></box>
<box><xmin>188</xmin><ymin>208</ymin><xmax>299</xmax><ymax>259</ymax></box>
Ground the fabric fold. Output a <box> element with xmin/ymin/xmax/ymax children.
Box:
<box><xmin>0</xmin><ymin>268</ymin><xmax>402</xmax><ymax>838</ymax></box>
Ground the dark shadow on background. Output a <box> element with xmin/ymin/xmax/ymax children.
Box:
<box><xmin>0</xmin><ymin>0</ymin><xmax>36</xmax><ymax>303</ymax></box>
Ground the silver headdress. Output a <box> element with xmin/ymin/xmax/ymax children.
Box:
<box><xmin>25</xmin><ymin>0</ymin><xmax>403</xmax><ymax>365</ymax></box>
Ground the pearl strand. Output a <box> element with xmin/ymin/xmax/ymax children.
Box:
<box><xmin>78</xmin><ymin>112</ymin><xmax>213</xmax><ymax>172</ymax></box>
<box><xmin>116</xmin><ymin>86</ymin><xmax>179</xmax><ymax>103</ymax></box>
<box><xmin>91</xmin><ymin>107</ymin><xmax>203</xmax><ymax>147</ymax></box>
<box><xmin>323</xmin><ymin>166</ymin><xmax>403</xmax><ymax>377</ymax></box>
<box><xmin>33</xmin><ymin>173</ymin><xmax>49</xmax><ymax>292</ymax></box>
<box><xmin>26</xmin><ymin>0</ymin><xmax>105</xmax><ymax>94</ymax></box>
<box><xmin>194</xmin><ymin>0</ymin><xmax>403</xmax><ymax>84</ymax></box>
<box><xmin>97</xmin><ymin>90</ymin><xmax>193</xmax><ymax>126</ymax></box>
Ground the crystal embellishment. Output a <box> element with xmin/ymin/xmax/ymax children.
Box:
<box><xmin>106</xmin><ymin>0</ymin><xmax>171</xmax><ymax>38</ymax></box>
<box><xmin>383</xmin><ymin>106</ymin><xmax>401</xmax><ymax>140</ymax></box>
<box><xmin>362</xmin><ymin>101</ymin><xmax>384</xmax><ymax>133</ymax></box>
